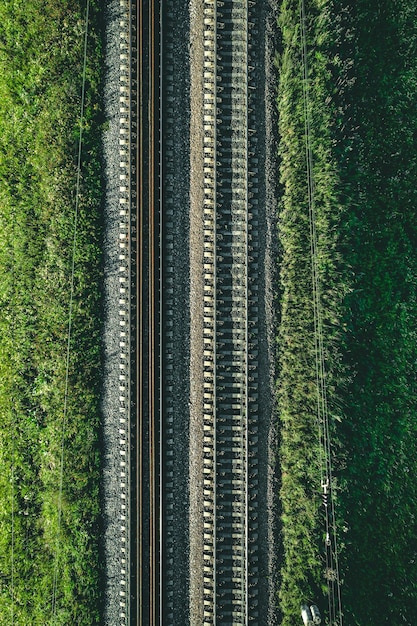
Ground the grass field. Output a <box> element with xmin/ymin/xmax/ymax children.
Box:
<box><xmin>276</xmin><ymin>0</ymin><xmax>417</xmax><ymax>623</ymax></box>
<box><xmin>0</xmin><ymin>1</ymin><xmax>104</xmax><ymax>623</ymax></box>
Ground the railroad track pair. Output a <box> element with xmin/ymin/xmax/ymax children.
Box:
<box><xmin>117</xmin><ymin>0</ymin><xmax>263</xmax><ymax>623</ymax></box>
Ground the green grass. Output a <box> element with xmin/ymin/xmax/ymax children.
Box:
<box><xmin>276</xmin><ymin>0</ymin><xmax>417</xmax><ymax>623</ymax></box>
<box><xmin>332</xmin><ymin>1</ymin><xmax>417</xmax><ymax>622</ymax></box>
<box><xmin>276</xmin><ymin>0</ymin><xmax>348</xmax><ymax>621</ymax></box>
<box><xmin>0</xmin><ymin>1</ymin><xmax>104</xmax><ymax>623</ymax></box>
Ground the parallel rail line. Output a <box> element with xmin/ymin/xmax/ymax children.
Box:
<box><xmin>118</xmin><ymin>0</ymin><xmax>161</xmax><ymax>623</ymax></box>
<box><xmin>118</xmin><ymin>0</ymin><xmax>134</xmax><ymax>622</ymax></box>
<box><xmin>119</xmin><ymin>1</ymin><xmax>262</xmax><ymax>623</ymax></box>
<box><xmin>135</xmin><ymin>0</ymin><xmax>161</xmax><ymax>624</ymax></box>
<box><xmin>160</xmin><ymin>0</ymin><xmax>179</xmax><ymax>621</ymax></box>
<box><xmin>202</xmin><ymin>0</ymin><xmax>260</xmax><ymax>622</ymax></box>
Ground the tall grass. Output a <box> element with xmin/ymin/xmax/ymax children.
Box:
<box><xmin>0</xmin><ymin>1</ymin><xmax>104</xmax><ymax>622</ymax></box>
<box><xmin>276</xmin><ymin>0</ymin><xmax>417</xmax><ymax>623</ymax></box>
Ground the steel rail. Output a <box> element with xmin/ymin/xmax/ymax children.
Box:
<box><xmin>244</xmin><ymin>3</ymin><xmax>249</xmax><ymax>622</ymax></box>
<box><xmin>135</xmin><ymin>1</ymin><xmax>160</xmax><ymax>623</ymax></box>
<box><xmin>148</xmin><ymin>0</ymin><xmax>156</xmax><ymax>621</ymax></box>
<box><xmin>213</xmin><ymin>0</ymin><xmax>218</xmax><ymax>617</ymax></box>
<box><xmin>136</xmin><ymin>0</ymin><xmax>144</xmax><ymax>622</ymax></box>
<box><xmin>125</xmin><ymin>1</ymin><xmax>133</xmax><ymax>622</ymax></box>
<box><xmin>159</xmin><ymin>3</ymin><xmax>178</xmax><ymax>619</ymax></box>
<box><xmin>159</xmin><ymin>1</ymin><xmax>164</xmax><ymax>622</ymax></box>
<box><xmin>202</xmin><ymin>1</ymin><xmax>217</xmax><ymax>622</ymax></box>
<box><xmin>222</xmin><ymin>2</ymin><xmax>248</xmax><ymax>621</ymax></box>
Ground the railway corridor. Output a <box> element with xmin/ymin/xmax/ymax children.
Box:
<box><xmin>199</xmin><ymin>0</ymin><xmax>260</xmax><ymax>622</ymax></box>
<box><xmin>114</xmin><ymin>0</ymin><xmax>275</xmax><ymax>623</ymax></box>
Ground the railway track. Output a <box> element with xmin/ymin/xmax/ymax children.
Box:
<box><xmin>160</xmin><ymin>0</ymin><xmax>186</xmax><ymax>622</ymax></box>
<box><xmin>117</xmin><ymin>0</ymin><xmax>134</xmax><ymax>622</ymax></box>
<box><xmin>134</xmin><ymin>0</ymin><xmax>161</xmax><ymax>624</ymax></box>
<box><xmin>200</xmin><ymin>0</ymin><xmax>260</xmax><ymax>622</ymax></box>
<box><xmin>117</xmin><ymin>0</ymin><xmax>161</xmax><ymax>623</ymax></box>
<box><xmin>115</xmin><ymin>0</ymin><xmax>270</xmax><ymax>623</ymax></box>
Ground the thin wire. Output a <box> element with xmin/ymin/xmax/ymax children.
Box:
<box><xmin>299</xmin><ymin>9</ymin><xmax>331</xmax><ymax>616</ymax></box>
<box><xmin>11</xmin><ymin>0</ymin><xmax>15</xmax><ymax>621</ymax></box>
<box><xmin>299</xmin><ymin>1</ymin><xmax>343</xmax><ymax>624</ymax></box>
<box><xmin>51</xmin><ymin>0</ymin><xmax>90</xmax><ymax>619</ymax></box>
<box><xmin>299</xmin><ymin>2</ymin><xmax>331</xmax><ymax>617</ymax></box>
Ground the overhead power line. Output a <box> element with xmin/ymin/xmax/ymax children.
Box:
<box><xmin>299</xmin><ymin>1</ymin><xmax>343</xmax><ymax>624</ymax></box>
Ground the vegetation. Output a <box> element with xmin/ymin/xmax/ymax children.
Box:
<box><xmin>276</xmin><ymin>0</ymin><xmax>349</xmax><ymax>621</ymax></box>
<box><xmin>276</xmin><ymin>0</ymin><xmax>417</xmax><ymax>623</ymax></box>
<box><xmin>0</xmin><ymin>0</ymin><xmax>104</xmax><ymax>623</ymax></box>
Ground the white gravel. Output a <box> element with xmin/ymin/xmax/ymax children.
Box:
<box><xmin>188</xmin><ymin>0</ymin><xmax>206</xmax><ymax>623</ymax></box>
<box><xmin>101</xmin><ymin>1</ymin><xmax>126</xmax><ymax>624</ymax></box>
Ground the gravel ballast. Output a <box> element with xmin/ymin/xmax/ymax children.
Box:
<box><xmin>162</xmin><ymin>0</ymin><xmax>192</xmax><ymax>623</ymax></box>
<box><xmin>187</xmin><ymin>1</ymin><xmax>279</xmax><ymax>622</ymax></box>
<box><xmin>100</xmin><ymin>1</ymin><xmax>280</xmax><ymax>623</ymax></box>
<box><xmin>101</xmin><ymin>0</ymin><xmax>126</xmax><ymax>624</ymax></box>
<box><xmin>188</xmin><ymin>0</ymin><xmax>206</xmax><ymax>622</ymax></box>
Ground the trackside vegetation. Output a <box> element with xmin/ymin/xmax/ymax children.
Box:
<box><xmin>276</xmin><ymin>0</ymin><xmax>349</xmax><ymax>622</ymax></box>
<box><xmin>0</xmin><ymin>0</ymin><xmax>104</xmax><ymax>623</ymax></box>
<box><xmin>276</xmin><ymin>0</ymin><xmax>417</xmax><ymax>623</ymax></box>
